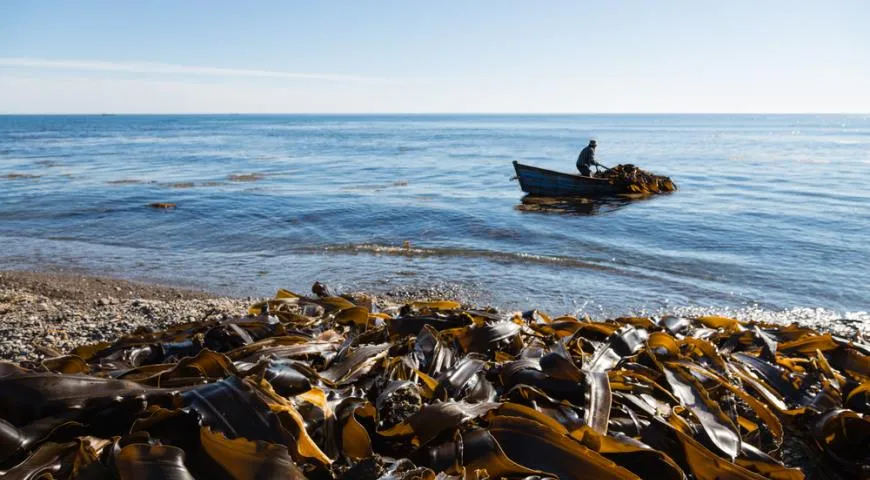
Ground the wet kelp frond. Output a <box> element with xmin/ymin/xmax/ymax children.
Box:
<box><xmin>596</xmin><ymin>164</ymin><xmax>677</xmax><ymax>194</ymax></box>
<box><xmin>2</xmin><ymin>284</ymin><xmax>868</xmax><ymax>479</ymax></box>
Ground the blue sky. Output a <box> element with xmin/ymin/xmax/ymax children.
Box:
<box><xmin>1</xmin><ymin>1</ymin><xmax>868</xmax><ymax>113</ymax></box>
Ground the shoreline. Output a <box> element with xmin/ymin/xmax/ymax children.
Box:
<box><xmin>0</xmin><ymin>269</ymin><xmax>479</xmax><ymax>362</ymax></box>
<box><xmin>0</xmin><ymin>269</ymin><xmax>235</xmax><ymax>302</ymax></box>
<box><xmin>1</xmin><ymin>269</ymin><xmax>866</xmax><ymax>362</ymax></box>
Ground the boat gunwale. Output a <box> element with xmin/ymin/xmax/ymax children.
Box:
<box><xmin>512</xmin><ymin>160</ymin><xmax>613</xmax><ymax>184</ymax></box>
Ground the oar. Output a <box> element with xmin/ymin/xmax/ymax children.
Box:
<box><xmin>595</xmin><ymin>163</ymin><xmax>612</xmax><ymax>173</ymax></box>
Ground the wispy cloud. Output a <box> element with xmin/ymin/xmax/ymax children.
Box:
<box><xmin>0</xmin><ymin>57</ymin><xmax>383</xmax><ymax>82</ymax></box>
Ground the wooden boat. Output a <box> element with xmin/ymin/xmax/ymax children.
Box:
<box><xmin>512</xmin><ymin>161</ymin><xmax>619</xmax><ymax>197</ymax></box>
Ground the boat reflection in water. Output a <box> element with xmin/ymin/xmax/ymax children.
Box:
<box><xmin>515</xmin><ymin>194</ymin><xmax>653</xmax><ymax>216</ymax></box>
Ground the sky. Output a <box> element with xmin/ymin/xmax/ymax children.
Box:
<box><xmin>1</xmin><ymin>0</ymin><xmax>868</xmax><ymax>113</ymax></box>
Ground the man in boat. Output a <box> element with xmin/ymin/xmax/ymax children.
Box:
<box><xmin>576</xmin><ymin>139</ymin><xmax>601</xmax><ymax>176</ymax></box>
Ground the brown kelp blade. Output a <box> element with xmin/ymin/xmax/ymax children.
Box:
<box><xmin>488</xmin><ymin>415</ymin><xmax>640</xmax><ymax>480</ymax></box>
<box><xmin>811</xmin><ymin>409</ymin><xmax>870</xmax><ymax>475</ymax></box>
<box><xmin>319</xmin><ymin>343</ymin><xmax>392</xmax><ymax>386</ymax></box>
<box><xmin>199</xmin><ymin>427</ymin><xmax>306</xmax><ymax>480</ymax></box>
<box><xmin>379</xmin><ymin>400</ymin><xmax>501</xmax><ymax>446</ymax></box>
<box><xmin>584</xmin><ymin>371</ymin><xmax>612</xmax><ymax>435</ymax></box>
<box><xmin>1</xmin><ymin>439</ymin><xmax>102</xmax><ymax>479</ymax></box>
<box><xmin>418</xmin><ymin>428</ymin><xmax>552</xmax><ymax>478</ymax></box>
<box><xmin>182</xmin><ymin>375</ymin><xmax>288</xmax><ymax>445</ymax></box>
<box><xmin>656</xmin><ymin>361</ymin><xmax>741</xmax><ymax>460</ymax></box>
<box><xmin>115</xmin><ymin>444</ymin><xmax>195</xmax><ymax>480</ymax></box>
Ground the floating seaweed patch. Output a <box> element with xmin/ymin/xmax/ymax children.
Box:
<box><xmin>3</xmin><ymin>173</ymin><xmax>40</xmax><ymax>180</ymax></box>
<box><xmin>164</xmin><ymin>182</ymin><xmax>196</xmax><ymax>189</ymax></box>
<box><xmin>228</xmin><ymin>173</ymin><xmax>266</xmax><ymax>182</ymax></box>
<box><xmin>1</xmin><ymin>283</ymin><xmax>868</xmax><ymax>478</ymax></box>
<box><xmin>596</xmin><ymin>164</ymin><xmax>677</xmax><ymax>194</ymax></box>
<box><xmin>107</xmin><ymin>179</ymin><xmax>156</xmax><ymax>185</ymax></box>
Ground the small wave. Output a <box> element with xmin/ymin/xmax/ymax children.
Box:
<box><xmin>296</xmin><ymin>243</ymin><xmax>619</xmax><ymax>272</ymax></box>
<box><xmin>4</xmin><ymin>153</ymin><xmax>75</xmax><ymax>160</ymax></box>
<box><xmin>112</xmin><ymin>135</ymin><xmax>224</xmax><ymax>145</ymax></box>
<box><xmin>339</xmin><ymin>181</ymin><xmax>409</xmax><ymax>191</ymax></box>
<box><xmin>640</xmin><ymin>304</ymin><xmax>869</xmax><ymax>337</ymax></box>
<box><xmin>107</xmin><ymin>179</ymin><xmax>153</xmax><ymax>185</ymax></box>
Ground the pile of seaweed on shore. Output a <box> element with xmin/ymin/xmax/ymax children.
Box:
<box><xmin>596</xmin><ymin>164</ymin><xmax>677</xmax><ymax>194</ymax></box>
<box><xmin>1</xmin><ymin>283</ymin><xmax>868</xmax><ymax>479</ymax></box>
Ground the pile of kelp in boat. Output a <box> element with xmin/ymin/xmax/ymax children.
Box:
<box><xmin>1</xmin><ymin>284</ymin><xmax>869</xmax><ymax>479</ymax></box>
<box><xmin>596</xmin><ymin>164</ymin><xmax>677</xmax><ymax>194</ymax></box>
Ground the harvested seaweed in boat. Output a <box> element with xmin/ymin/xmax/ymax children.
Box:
<box><xmin>596</xmin><ymin>164</ymin><xmax>677</xmax><ymax>194</ymax></box>
<box><xmin>1</xmin><ymin>283</ymin><xmax>868</xmax><ymax>478</ymax></box>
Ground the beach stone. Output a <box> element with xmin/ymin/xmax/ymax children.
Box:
<box><xmin>303</xmin><ymin>304</ymin><xmax>325</xmax><ymax>317</ymax></box>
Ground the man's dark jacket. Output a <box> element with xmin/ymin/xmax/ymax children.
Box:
<box><xmin>576</xmin><ymin>146</ymin><xmax>596</xmax><ymax>172</ymax></box>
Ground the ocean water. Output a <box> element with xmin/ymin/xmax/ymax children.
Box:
<box><xmin>1</xmin><ymin>114</ymin><xmax>868</xmax><ymax>323</ymax></box>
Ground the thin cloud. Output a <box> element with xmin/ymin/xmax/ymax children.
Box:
<box><xmin>0</xmin><ymin>57</ymin><xmax>384</xmax><ymax>82</ymax></box>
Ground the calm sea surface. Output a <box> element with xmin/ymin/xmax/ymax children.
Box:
<box><xmin>1</xmin><ymin>115</ymin><xmax>868</xmax><ymax>321</ymax></box>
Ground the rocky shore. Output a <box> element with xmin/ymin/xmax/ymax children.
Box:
<box><xmin>2</xmin><ymin>270</ymin><xmax>866</xmax><ymax>363</ymax></box>
<box><xmin>0</xmin><ymin>270</ymin><xmax>252</xmax><ymax>362</ymax></box>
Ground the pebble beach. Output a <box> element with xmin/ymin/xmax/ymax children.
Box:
<box><xmin>0</xmin><ymin>270</ymin><xmax>251</xmax><ymax>362</ymax></box>
<box><xmin>2</xmin><ymin>269</ymin><xmax>866</xmax><ymax>363</ymax></box>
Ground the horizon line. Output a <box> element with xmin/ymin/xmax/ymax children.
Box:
<box><xmin>1</xmin><ymin>112</ymin><xmax>867</xmax><ymax>116</ymax></box>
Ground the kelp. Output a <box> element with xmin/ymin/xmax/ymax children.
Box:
<box><xmin>0</xmin><ymin>283</ymin><xmax>866</xmax><ymax>478</ymax></box>
<box><xmin>595</xmin><ymin>164</ymin><xmax>677</xmax><ymax>194</ymax></box>
<box><xmin>114</xmin><ymin>444</ymin><xmax>195</xmax><ymax>480</ymax></box>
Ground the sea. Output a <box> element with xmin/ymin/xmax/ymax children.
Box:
<box><xmin>1</xmin><ymin>114</ymin><xmax>868</xmax><ymax>325</ymax></box>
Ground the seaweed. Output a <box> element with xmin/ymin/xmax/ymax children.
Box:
<box><xmin>595</xmin><ymin>164</ymin><xmax>677</xmax><ymax>194</ymax></box>
<box><xmin>2</xmin><ymin>283</ymin><xmax>867</xmax><ymax>478</ymax></box>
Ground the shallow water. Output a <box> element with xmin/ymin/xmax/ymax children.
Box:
<box><xmin>1</xmin><ymin>114</ymin><xmax>868</xmax><ymax>322</ymax></box>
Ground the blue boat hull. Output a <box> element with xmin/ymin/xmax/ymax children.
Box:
<box><xmin>513</xmin><ymin>161</ymin><xmax>619</xmax><ymax>197</ymax></box>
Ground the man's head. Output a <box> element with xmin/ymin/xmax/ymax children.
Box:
<box><xmin>589</xmin><ymin>139</ymin><xmax>597</xmax><ymax>148</ymax></box>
